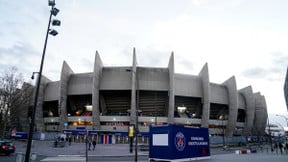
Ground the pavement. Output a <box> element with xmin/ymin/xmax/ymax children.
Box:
<box><xmin>10</xmin><ymin>140</ymin><xmax>288</xmax><ymax>162</ymax></box>
<box><xmin>13</xmin><ymin>140</ymin><xmax>148</xmax><ymax>157</ymax></box>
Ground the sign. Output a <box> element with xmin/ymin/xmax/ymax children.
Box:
<box><xmin>149</xmin><ymin>124</ymin><xmax>210</xmax><ymax>162</ymax></box>
<box><xmin>11</xmin><ymin>132</ymin><xmax>28</xmax><ymax>139</ymax></box>
<box><xmin>63</xmin><ymin>129</ymin><xmax>98</xmax><ymax>135</ymax></box>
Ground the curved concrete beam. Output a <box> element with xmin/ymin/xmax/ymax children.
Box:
<box><xmin>168</xmin><ymin>52</ymin><xmax>175</xmax><ymax>123</ymax></box>
<box><xmin>92</xmin><ymin>51</ymin><xmax>103</xmax><ymax>129</ymax></box>
<box><xmin>198</xmin><ymin>63</ymin><xmax>210</xmax><ymax>128</ymax></box>
<box><xmin>239</xmin><ymin>86</ymin><xmax>255</xmax><ymax>136</ymax></box>
<box><xmin>253</xmin><ymin>93</ymin><xmax>268</xmax><ymax>136</ymax></box>
<box><xmin>222</xmin><ymin>76</ymin><xmax>238</xmax><ymax>137</ymax></box>
<box><xmin>130</xmin><ymin>48</ymin><xmax>137</xmax><ymax>125</ymax></box>
<box><xmin>59</xmin><ymin>61</ymin><xmax>74</xmax><ymax>131</ymax></box>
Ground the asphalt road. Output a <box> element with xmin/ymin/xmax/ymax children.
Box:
<box><xmin>2</xmin><ymin>151</ymin><xmax>288</xmax><ymax>162</ymax></box>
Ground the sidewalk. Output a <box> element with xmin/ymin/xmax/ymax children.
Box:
<box><xmin>13</xmin><ymin>140</ymin><xmax>287</xmax><ymax>157</ymax></box>
<box><xmin>13</xmin><ymin>140</ymin><xmax>148</xmax><ymax>157</ymax></box>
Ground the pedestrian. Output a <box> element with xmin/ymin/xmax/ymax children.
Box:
<box><xmin>88</xmin><ymin>139</ymin><xmax>92</xmax><ymax>150</ymax></box>
<box><xmin>92</xmin><ymin>139</ymin><xmax>96</xmax><ymax>150</ymax></box>
<box><xmin>274</xmin><ymin>142</ymin><xmax>279</xmax><ymax>154</ymax></box>
<box><xmin>285</xmin><ymin>142</ymin><xmax>288</xmax><ymax>153</ymax></box>
<box><xmin>279</xmin><ymin>142</ymin><xmax>283</xmax><ymax>154</ymax></box>
<box><xmin>68</xmin><ymin>136</ymin><xmax>72</xmax><ymax>145</ymax></box>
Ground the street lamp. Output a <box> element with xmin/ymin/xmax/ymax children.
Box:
<box><xmin>25</xmin><ymin>1</ymin><xmax>61</xmax><ymax>161</ymax></box>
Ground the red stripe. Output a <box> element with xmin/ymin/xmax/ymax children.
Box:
<box><xmin>104</xmin><ymin>135</ymin><xmax>108</xmax><ymax>144</ymax></box>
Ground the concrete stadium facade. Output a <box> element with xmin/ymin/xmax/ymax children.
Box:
<box><xmin>30</xmin><ymin>50</ymin><xmax>268</xmax><ymax>141</ymax></box>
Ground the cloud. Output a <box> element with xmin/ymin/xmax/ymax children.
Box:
<box><xmin>241</xmin><ymin>52</ymin><xmax>288</xmax><ymax>81</ymax></box>
<box><xmin>271</xmin><ymin>52</ymin><xmax>288</xmax><ymax>69</ymax></box>
<box><xmin>136</xmin><ymin>48</ymin><xmax>171</xmax><ymax>68</ymax></box>
<box><xmin>241</xmin><ymin>67</ymin><xmax>267</xmax><ymax>78</ymax></box>
<box><xmin>0</xmin><ymin>42</ymin><xmax>40</xmax><ymax>80</ymax></box>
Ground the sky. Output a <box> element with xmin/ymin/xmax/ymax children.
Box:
<box><xmin>0</xmin><ymin>0</ymin><xmax>287</xmax><ymax>127</ymax></box>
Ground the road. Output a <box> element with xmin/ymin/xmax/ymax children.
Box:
<box><xmin>0</xmin><ymin>154</ymin><xmax>149</xmax><ymax>162</ymax></box>
<box><xmin>2</xmin><ymin>152</ymin><xmax>288</xmax><ymax>162</ymax></box>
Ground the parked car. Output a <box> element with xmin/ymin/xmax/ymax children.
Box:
<box><xmin>0</xmin><ymin>140</ymin><xmax>16</xmax><ymax>155</ymax></box>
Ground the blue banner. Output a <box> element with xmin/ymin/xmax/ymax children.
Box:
<box><xmin>11</xmin><ymin>132</ymin><xmax>28</xmax><ymax>139</ymax></box>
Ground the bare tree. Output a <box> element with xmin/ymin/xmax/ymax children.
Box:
<box><xmin>0</xmin><ymin>67</ymin><xmax>32</xmax><ymax>138</ymax></box>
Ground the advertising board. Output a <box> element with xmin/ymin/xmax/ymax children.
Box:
<box><xmin>149</xmin><ymin>124</ymin><xmax>210</xmax><ymax>161</ymax></box>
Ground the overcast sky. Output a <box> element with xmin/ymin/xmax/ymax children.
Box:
<box><xmin>0</xmin><ymin>0</ymin><xmax>287</xmax><ymax>126</ymax></box>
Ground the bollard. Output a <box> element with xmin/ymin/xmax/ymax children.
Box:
<box><xmin>30</xmin><ymin>152</ymin><xmax>37</xmax><ymax>161</ymax></box>
<box><xmin>15</xmin><ymin>152</ymin><xmax>25</xmax><ymax>162</ymax></box>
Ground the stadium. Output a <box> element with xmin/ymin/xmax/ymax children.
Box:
<box><xmin>26</xmin><ymin>50</ymin><xmax>268</xmax><ymax>144</ymax></box>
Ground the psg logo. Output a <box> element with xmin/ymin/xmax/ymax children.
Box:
<box><xmin>175</xmin><ymin>132</ymin><xmax>185</xmax><ymax>151</ymax></box>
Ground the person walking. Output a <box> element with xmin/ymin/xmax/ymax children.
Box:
<box><xmin>68</xmin><ymin>136</ymin><xmax>72</xmax><ymax>145</ymax></box>
<box><xmin>88</xmin><ymin>139</ymin><xmax>92</xmax><ymax>151</ymax></box>
<box><xmin>285</xmin><ymin>142</ymin><xmax>288</xmax><ymax>153</ymax></box>
<box><xmin>92</xmin><ymin>139</ymin><xmax>96</xmax><ymax>150</ymax></box>
<box><xmin>279</xmin><ymin>142</ymin><xmax>283</xmax><ymax>154</ymax></box>
<box><xmin>274</xmin><ymin>142</ymin><xmax>279</xmax><ymax>154</ymax></box>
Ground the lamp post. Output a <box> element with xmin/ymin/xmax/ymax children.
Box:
<box><xmin>25</xmin><ymin>1</ymin><xmax>61</xmax><ymax>161</ymax></box>
<box><xmin>135</xmin><ymin>109</ymin><xmax>142</xmax><ymax>162</ymax></box>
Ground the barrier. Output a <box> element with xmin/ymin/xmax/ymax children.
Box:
<box><xmin>15</xmin><ymin>152</ymin><xmax>38</xmax><ymax>162</ymax></box>
<box><xmin>15</xmin><ymin>152</ymin><xmax>25</xmax><ymax>162</ymax></box>
<box><xmin>149</xmin><ymin>124</ymin><xmax>210</xmax><ymax>162</ymax></box>
<box><xmin>30</xmin><ymin>152</ymin><xmax>37</xmax><ymax>160</ymax></box>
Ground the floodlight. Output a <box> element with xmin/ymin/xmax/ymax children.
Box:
<box><xmin>49</xmin><ymin>29</ymin><xmax>58</xmax><ymax>36</ymax></box>
<box><xmin>52</xmin><ymin>19</ymin><xmax>61</xmax><ymax>26</ymax></box>
<box><xmin>48</xmin><ymin>0</ymin><xmax>55</xmax><ymax>6</ymax></box>
<box><xmin>51</xmin><ymin>7</ymin><xmax>60</xmax><ymax>16</ymax></box>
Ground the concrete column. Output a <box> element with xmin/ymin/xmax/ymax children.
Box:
<box><xmin>92</xmin><ymin>51</ymin><xmax>103</xmax><ymax>129</ymax></box>
<box><xmin>239</xmin><ymin>86</ymin><xmax>255</xmax><ymax>136</ymax></box>
<box><xmin>130</xmin><ymin>48</ymin><xmax>137</xmax><ymax>125</ymax></box>
<box><xmin>198</xmin><ymin>63</ymin><xmax>210</xmax><ymax>128</ymax></box>
<box><xmin>253</xmin><ymin>93</ymin><xmax>268</xmax><ymax>136</ymax></box>
<box><xmin>58</xmin><ymin>61</ymin><xmax>74</xmax><ymax>131</ymax></box>
<box><xmin>222</xmin><ymin>76</ymin><xmax>238</xmax><ymax>137</ymax></box>
<box><xmin>167</xmin><ymin>52</ymin><xmax>175</xmax><ymax>124</ymax></box>
<box><xmin>35</xmin><ymin>76</ymin><xmax>51</xmax><ymax>132</ymax></box>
